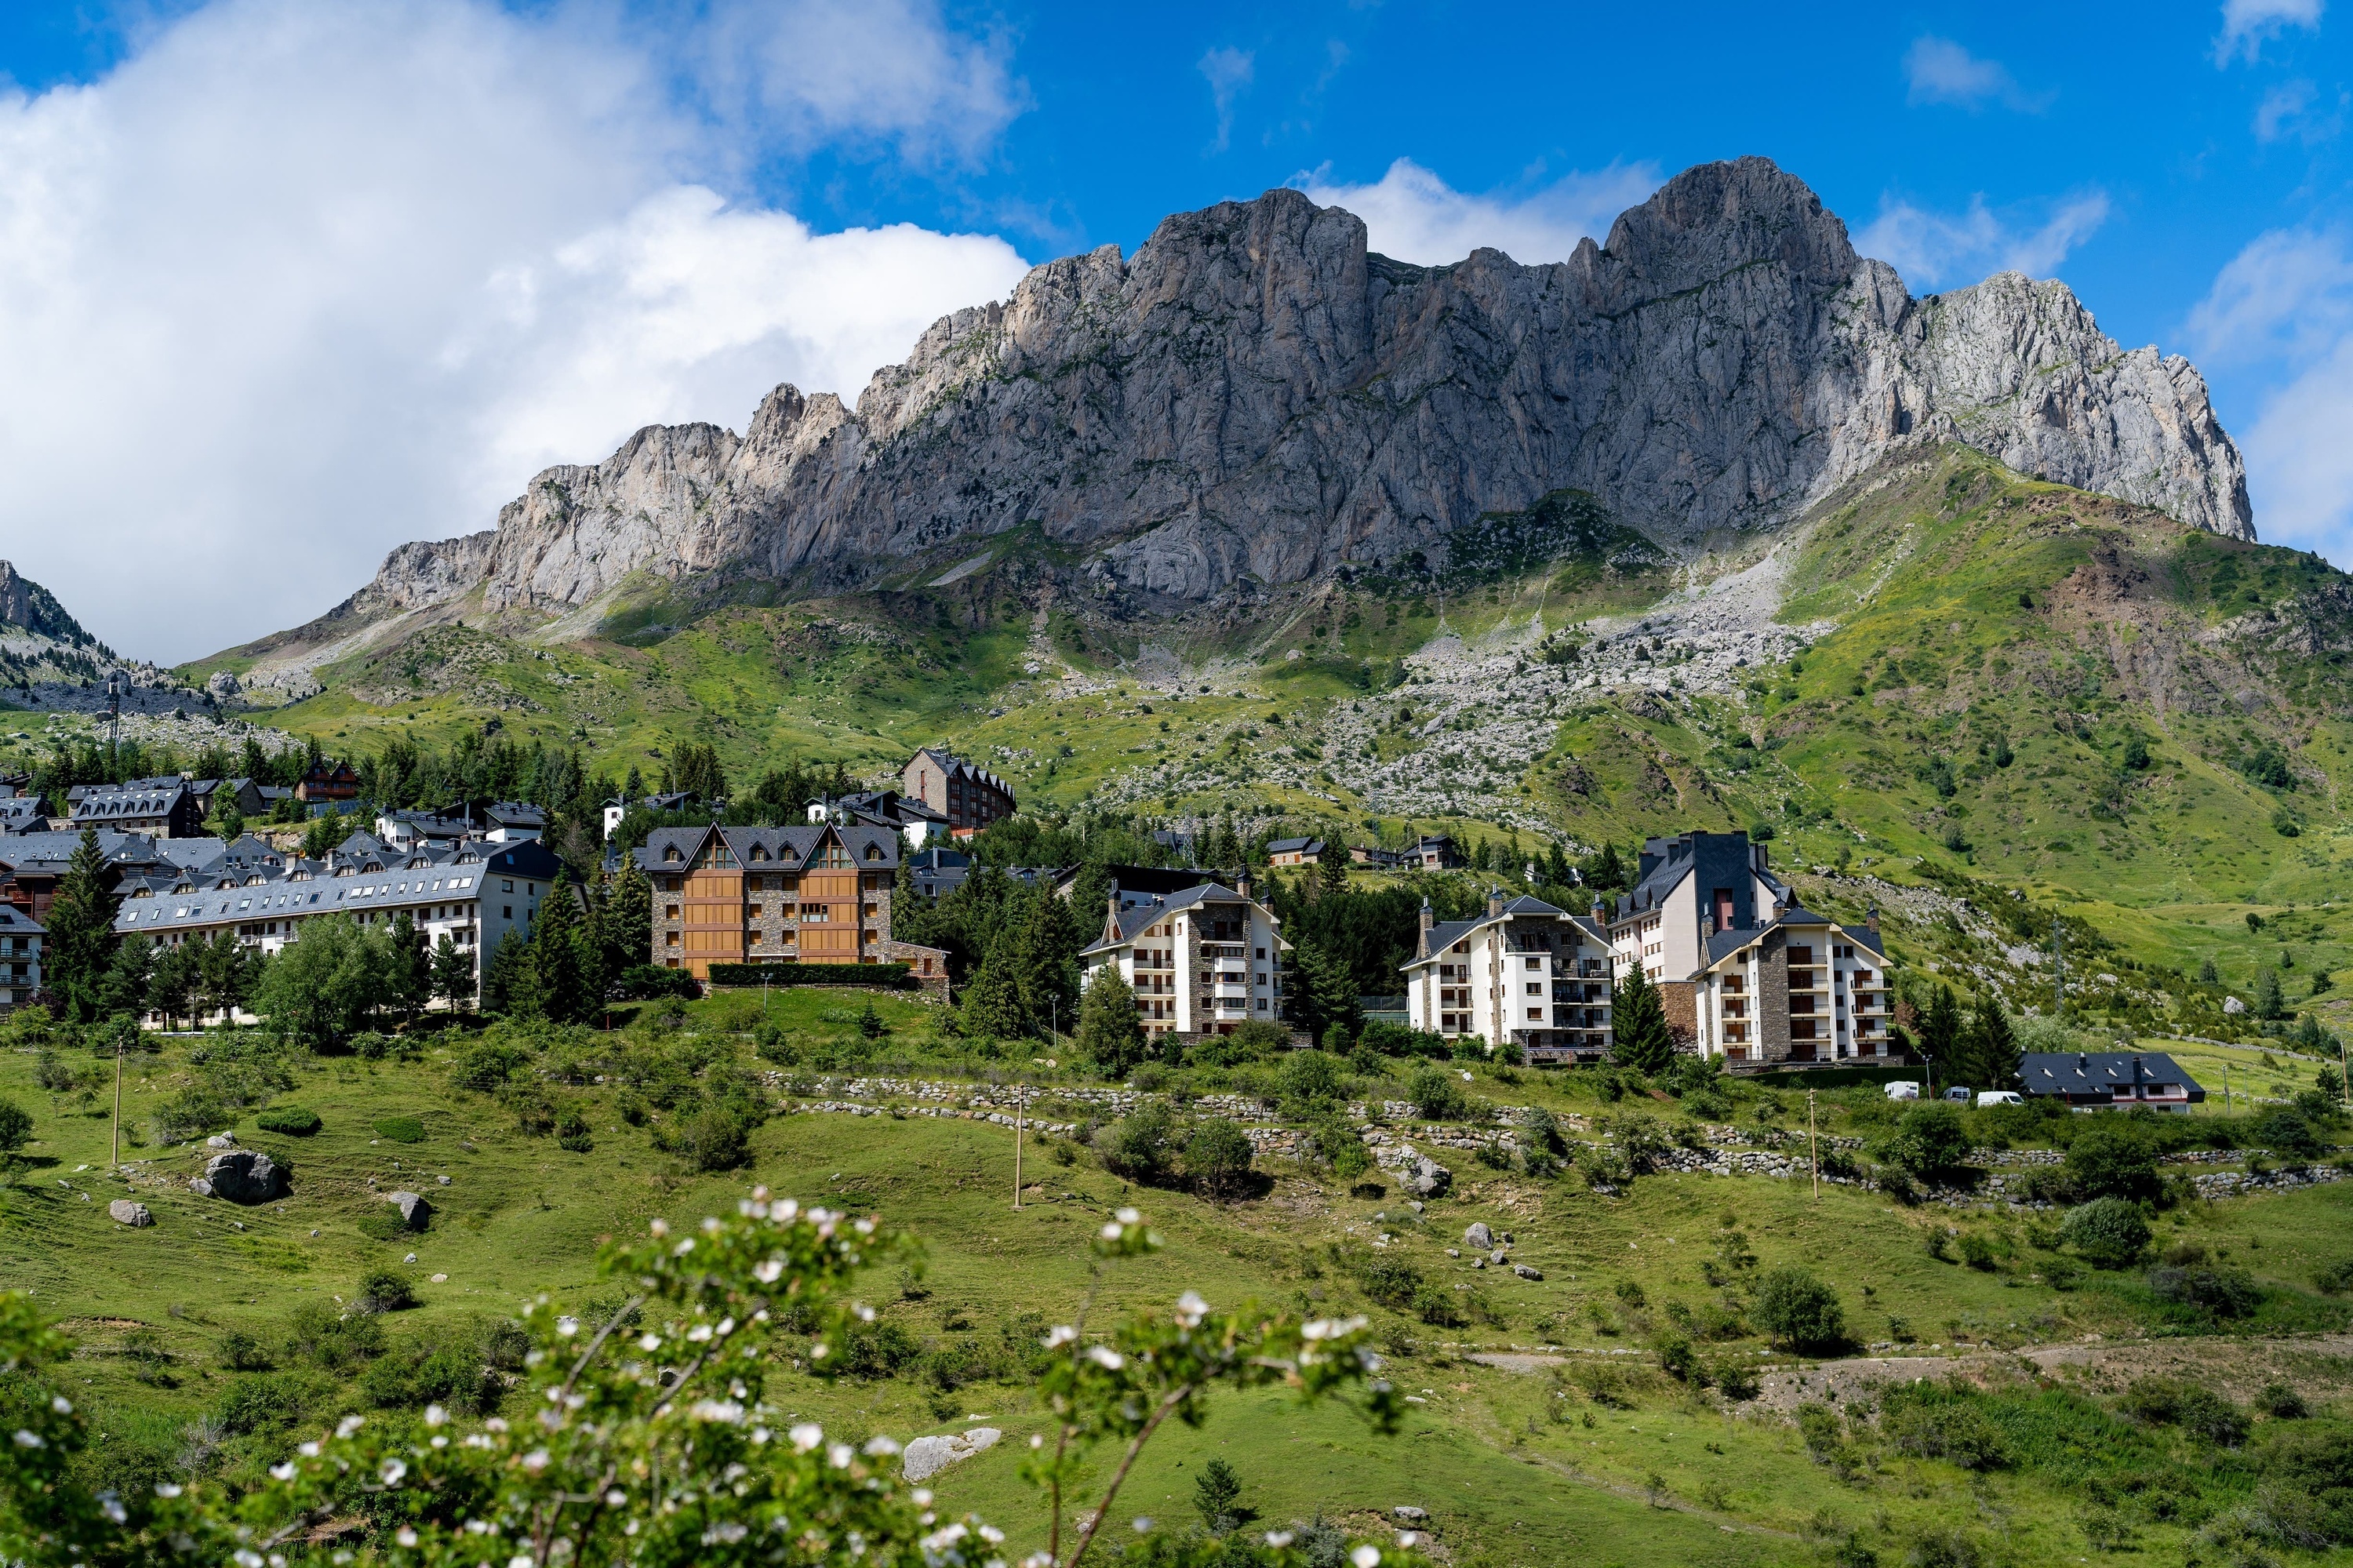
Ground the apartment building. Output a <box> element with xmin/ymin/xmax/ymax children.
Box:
<box><xmin>900</xmin><ymin>748</ymin><xmax>1015</xmax><ymax>836</ymax></box>
<box><xmin>639</xmin><ymin>823</ymin><xmax>947</xmax><ymax>985</ymax></box>
<box><xmin>1400</xmin><ymin>891</ymin><xmax>1613</xmax><ymax>1061</ymax></box>
<box><xmin>71</xmin><ymin>777</ymin><xmax>205</xmax><ymax>838</ymax></box>
<box><xmin>0</xmin><ymin>904</ymin><xmax>42</xmax><ymax>1013</ymax></box>
<box><xmin>109</xmin><ymin>835</ymin><xmax>561</xmax><ymax>1003</ymax></box>
<box><xmin>1080</xmin><ymin>879</ymin><xmax>1289</xmax><ymax>1039</ymax></box>
<box><xmin>1608</xmin><ymin>830</ymin><xmax>1890</xmax><ymax>1065</ymax></box>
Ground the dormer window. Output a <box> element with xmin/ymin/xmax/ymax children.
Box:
<box><xmin>664</xmin><ymin>846</ymin><xmax>682</xmax><ymax>862</ymax></box>
<box><xmin>864</xmin><ymin>845</ymin><xmax>882</xmax><ymax>861</ymax></box>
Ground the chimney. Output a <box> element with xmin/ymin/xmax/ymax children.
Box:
<box><xmin>1769</xmin><ymin>897</ymin><xmax>1786</xmax><ymax>922</ymax></box>
<box><xmin>1419</xmin><ymin>898</ymin><xmax>1434</xmax><ymax>937</ymax></box>
<box><xmin>1865</xmin><ymin>904</ymin><xmax>1880</xmax><ymax>934</ymax></box>
<box><xmin>1591</xmin><ymin>896</ymin><xmax>1607</xmax><ymax>924</ymax></box>
<box><xmin>1236</xmin><ymin>871</ymin><xmax>1252</xmax><ymax>901</ymax></box>
<box><xmin>2076</xmin><ymin>1051</ymin><xmax>2088</xmax><ymax>1072</ymax></box>
<box><xmin>1488</xmin><ymin>887</ymin><xmax>1505</xmax><ymax>919</ymax></box>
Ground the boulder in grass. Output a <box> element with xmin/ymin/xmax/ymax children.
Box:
<box><xmin>108</xmin><ymin>1199</ymin><xmax>152</xmax><ymax>1228</ymax></box>
<box><xmin>194</xmin><ymin>1151</ymin><xmax>289</xmax><ymax>1204</ymax></box>
<box><xmin>900</xmin><ymin>1428</ymin><xmax>1001</xmax><ymax>1483</ymax></box>
<box><xmin>1463</xmin><ymin>1222</ymin><xmax>1493</xmax><ymax>1249</ymax></box>
<box><xmin>1513</xmin><ymin>1264</ymin><xmax>1544</xmax><ymax>1281</ymax></box>
<box><xmin>386</xmin><ymin>1191</ymin><xmax>432</xmax><ymax>1231</ymax></box>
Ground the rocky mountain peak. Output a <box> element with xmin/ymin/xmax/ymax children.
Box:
<box><xmin>329</xmin><ymin>158</ymin><xmax>2254</xmax><ymax>631</ymax></box>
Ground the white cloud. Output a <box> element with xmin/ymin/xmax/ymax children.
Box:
<box><xmin>1855</xmin><ymin>191</ymin><xmax>2111</xmax><ymax>290</ymax></box>
<box><xmin>1902</xmin><ymin>36</ymin><xmax>2052</xmax><ymax>111</ymax></box>
<box><xmin>1296</xmin><ymin>157</ymin><xmax>1660</xmax><ymax>267</ymax></box>
<box><xmin>2191</xmin><ymin>228</ymin><xmax>2353</xmax><ymax>547</ymax></box>
<box><xmin>691</xmin><ymin>0</ymin><xmax>1026</xmax><ymax>164</ymax></box>
<box><xmin>2215</xmin><ymin>0</ymin><xmax>2325</xmax><ymax>64</ymax></box>
<box><xmin>0</xmin><ymin>0</ymin><xmax>1033</xmax><ymax>664</ymax></box>
<box><xmin>1198</xmin><ymin>46</ymin><xmax>1253</xmax><ymax>153</ymax></box>
<box><xmin>2253</xmin><ymin>77</ymin><xmax>2346</xmax><ymax>142</ymax></box>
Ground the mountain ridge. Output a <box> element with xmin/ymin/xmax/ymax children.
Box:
<box><xmin>256</xmin><ymin>156</ymin><xmax>2247</xmax><ymax>664</ymax></box>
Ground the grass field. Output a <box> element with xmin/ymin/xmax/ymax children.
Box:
<box><xmin>9</xmin><ymin>994</ymin><xmax>2353</xmax><ymax>1566</ymax></box>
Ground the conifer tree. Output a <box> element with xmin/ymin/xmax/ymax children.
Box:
<box><xmin>483</xmin><ymin>927</ymin><xmax>532</xmax><ymax>1016</ymax></box>
<box><xmin>1609</xmin><ymin>962</ymin><xmax>1675</xmax><ymax>1076</ymax></box>
<box><xmin>43</xmin><ymin>827</ymin><xmax>120</xmax><ymax>1022</ymax></box>
<box><xmin>431</xmin><ymin>933</ymin><xmax>476</xmax><ymax>1013</ymax></box>
<box><xmin>1590</xmin><ymin>842</ymin><xmax>1627</xmax><ymax>892</ymax></box>
<box><xmin>1075</xmin><ymin>968</ymin><xmax>1146</xmax><ymax>1074</ymax></box>
<box><xmin>1918</xmin><ymin>984</ymin><xmax>1962</xmax><ymax>1079</ymax></box>
<box><xmin>529</xmin><ymin>888</ymin><xmax>588</xmax><ymax>1023</ymax></box>
<box><xmin>958</xmin><ymin>948</ymin><xmax>1028</xmax><ymax>1041</ymax></box>
<box><xmin>2256</xmin><ymin>966</ymin><xmax>2286</xmax><ymax>1021</ymax></box>
<box><xmin>1956</xmin><ymin>999</ymin><xmax>2021</xmax><ymax>1091</ymax></box>
<box><xmin>386</xmin><ymin>911</ymin><xmax>431</xmax><ymax>1021</ymax></box>
<box><xmin>97</xmin><ymin>937</ymin><xmax>153</xmax><ymax>1022</ymax></box>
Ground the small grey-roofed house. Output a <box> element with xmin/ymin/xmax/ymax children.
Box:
<box><xmin>71</xmin><ymin>777</ymin><xmax>203</xmax><ymax>838</ymax></box>
<box><xmin>484</xmin><ymin>801</ymin><xmax>547</xmax><ymax>842</ymax></box>
<box><xmin>2020</xmin><ymin>1050</ymin><xmax>2205</xmax><ymax>1111</ymax></box>
<box><xmin>1265</xmin><ymin>836</ymin><xmax>1325</xmax><ymax>866</ymax></box>
<box><xmin>0</xmin><ymin>795</ymin><xmax>51</xmax><ymax>832</ymax></box>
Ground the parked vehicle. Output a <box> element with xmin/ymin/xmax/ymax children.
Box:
<box><xmin>1976</xmin><ymin>1090</ymin><xmax>2025</xmax><ymax>1108</ymax></box>
<box><xmin>1940</xmin><ymin>1086</ymin><xmax>1973</xmax><ymax>1102</ymax></box>
<box><xmin>1884</xmin><ymin>1081</ymin><xmax>1921</xmax><ymax>1101</ymax></box>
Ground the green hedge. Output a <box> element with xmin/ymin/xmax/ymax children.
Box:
<box><xmin>255</xmin><ymin>1107</ymin><xmax>322</xmax><ymax>1137</ymax></box>
<box><xmin>705</xmin><ymin>962</ymin><xmax>912</xmax><ymax>989</ymax></box>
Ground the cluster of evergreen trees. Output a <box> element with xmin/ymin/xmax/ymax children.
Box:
<box><xmin>1907</xmin><ymin>984</ymin><xmax>2024</xmax><ymax>1092</ymax></box>
<box><xmin>479</xmin><ymin>862</ymin><xmax>652</xmax><ymax>1025</ymax></box>
<box><xmin>25</xmin><ymin>733</ymin><xmax>320</xmax><ymax>808</ymax></box>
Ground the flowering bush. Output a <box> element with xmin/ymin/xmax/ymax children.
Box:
<box><xmin>0</xmin><ymin>1196</ymin><xmax>1421</xmax><ymax>1568</ymax></box>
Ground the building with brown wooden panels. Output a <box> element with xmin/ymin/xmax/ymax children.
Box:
<box><xmin>637</xmin><ymin>823</ymin><xmax>946</xmax><ymax>984</ymax></box>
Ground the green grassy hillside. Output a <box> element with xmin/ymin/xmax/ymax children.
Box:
<box><xmin>8</xmin><ymin>995</ymin><xmax>2353</xmax><ymax>1566</ymax></box>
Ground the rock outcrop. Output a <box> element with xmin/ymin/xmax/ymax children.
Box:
<box><xmin>191</xmin><ymin>1150</ymin><xmax>289</xmax><ymax>1205</ymax></box>
<box><xmin>108</xmin><ymin>1199</ymin><xmax>153</xmax><ymax>1228</ymax></box>
<box><xmin>386</xmin><ymin>1191</ymin><xmax>432</xmax><ymax>1231</ymax></box>
<box><xmin>349</xmin><ymin>158</ymin><xmax>2252</xmax><ymax>620</ymax></box>
<box><xmin>900</xmin><ymin>1427</ymin><xmax>1001</xmax><ymax>1483</ymax></box>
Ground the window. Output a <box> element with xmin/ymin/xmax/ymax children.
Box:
<box><xmin>1526</xmin><ymin>982</ymin><xmax>1541</xmax><ymax>995</ymax></box>
<box><xmin>503</xmin><ymin>879</ymin><xmax>515</xmax><ymax>893</ymax></box>
<box><xmin>1525</xmin><ymin>956</ymin><xmax>1540</xmax><ymax>970</ymax></box>
<box><xmin>1527</xmin><ymin>1008</ymin><xmax>1542</xmax><ymax>1020</ymax></box>
<box><xmin>664</xmin><ymin>846</ymin><xmax>681</xmax><ymax>862</ymax></box>
<box><xmin>504</xmin><ymin>906</ymin><xmax>514</xmax><ymax>919</ymax></box>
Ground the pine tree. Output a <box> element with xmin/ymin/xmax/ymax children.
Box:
<box><xmin>1286</xmin><ymin>939</ymin><xmax>1358</xmax><ymax>1048</ymax></box>
<box><xmin>97</xmin><ymin>937</ymin><xmax>153</xmax><ymax>1021</ymax></box>
<box><xmin>1610</xmin><ymin>962</ymin><xmax>1675</xmax><ymax>1076</ymax></box>
<box><xmin>2256</xmin><ymin>966</ymin><xmax>2286</xmax><ymax>1020</ymax></box>
<box><xmin>483</xmin><ymin>928</ymin><xmax>532</xmax><ymax>1017</ymax></box>
<box><xmin>1004</xmin><ymin>881</ymin><xmax>1075</xmax><ymax>1035</ymax></box>
<box><xmin>602</xmin><ymin>859</ymin><xmax>653</xmax><ymax>976</ymax></box>
<box><xmin>1918</xmin><ymin>985</ymin><xmax>1962</xmax><ymax>1078</ymax></box>
<box><xmin>387</xmin><ymin>911</ymin><xmax>431</xmax><ymax>1021</ymax></box>
<box><xmin>1075</xmin><ymin>968</ymin><xmax>1147</xmax><ymax>1075</ymax></box>
<box><xmin>529</xmin><ymin>888</ymin><xmax>588</xmax><ymax>1024</ymax></box>
<box><xmin>958</xmin><ymin>948</ymin><xmax>1027</xmax><ymax>1042</ymax></box>
<box><xmin>1591</xmin><ymin>842</ymin><xmax>1627</xmax><ymax>892</ymax></box>
<box><xmin>1957</xmin><ymin>999</ymin><xmax>2021</xmax><ymax>1091</ymax></box>
<box><xmin>43</xmin><ymin>827</ymin><xmax>120</xmax><ymax>1022</ymax></box>
<box><xmin>148</xmin><ymin>940</ymin><xmax>198</xmax><ymax>1030</ymax></box>
<box><xmin>1315</xmin><ymin>840</ymin><xmax>1350</xmax><ymax>900</ymax></box>
<box><xmin>431</xmin><ymin>933</ymin><xmax>476</xmax><ymax>1013</ymax></box>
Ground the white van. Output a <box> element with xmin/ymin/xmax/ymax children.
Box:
<box><xmin>1976</xmin><ymin>1090</ymin><xmax>2025</xmax><ymax>1108</ymax></box>
<box><xmin>1884</xmin><ymin>1081</ymin><xmax>1921</xmax><ymax>1101</ymax></box>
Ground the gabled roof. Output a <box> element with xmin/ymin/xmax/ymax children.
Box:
<box><xmin>1698</xmin><ymin>907</ymin><xmax>1886</xmax><ymax>970</ymax></box>
<box><xmin>636</xmin><ymin>822</ymin><xmax>902</xmax><ymax>873</ymax></box>
<box><xmin>1082</xmin><ymin>880</ymin><xmax>1281</xmax><ymax>955</ymax></box>
<box><xmin>1402</xmin><ymin>895</ymin><xmax>1596</xmax><ymax>969</ymax></box>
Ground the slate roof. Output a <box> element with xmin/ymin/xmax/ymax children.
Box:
<box><xmin>1403</xmin><ymin>894</ymin><xmax>1602</xmax><ymax>968</ymax></box>
<box><xmin>2020</xmin><ymin>1051</ymin><xmax>2204</xmax><ymax>1101</ymax></box>
<box><xmin>1082</xmin><ymin>880</ymin><xmax>1274</xmax><ymax>953</ymax></box>
<box><xmin>0</xmin><ymin>904</ymin><xmax>44</xmax><ymax>936</ymax></box>
<box><xmin>112</xmin><ymin>839</ymin><xmax>562</xmax><ymax>940</ymax></box>
<box><xmin>636</xmin><ymin>823</ymin><xmax>902</xmax><ymax>873</ymax></box>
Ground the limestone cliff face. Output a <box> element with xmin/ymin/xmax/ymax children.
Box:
<box><xmin>352</xmin><ymin>157</ymin><xmax>2253</xmax><ymax>617</ymax></box>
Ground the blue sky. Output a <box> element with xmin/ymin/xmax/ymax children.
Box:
<box><xmin>1</xmin><ymin>0</ymin><xmax>2348</xmax><ymax>659</ymax></box>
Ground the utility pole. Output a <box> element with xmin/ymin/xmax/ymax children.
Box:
<box><xmin>2224</xmin><ymin>1062</ymin><xmax>2232</xmax><ymax>1115</ymax></box>
<box><xmin>109</xmin><ymin>1026</ymin><xmax>125</xmax><ymax>1169</ymax></box>
<box><xmin>2052</xmin><ymin>918</ymin><xmax>2065</xmax><ymax>1017</ymax></box>
<box><xmin>1808</xmin><ymin>1088</ymin><xmax>1820</xmax><ymax>1200</ymax></box>
<box><xmin>1012</xmin><ymin>1088</ymin><xmax>1024</xmax><ymax>1210</ymax></box>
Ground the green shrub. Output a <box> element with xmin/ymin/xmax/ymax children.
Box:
<box><xmin>283</xmin><ymin>1301</ymin><xmax>385</xmax><ymax>1370</ymax></box>
<box><xmin>1751</xmin><ymin>1267</ymin><xmax>1845</xmax><ymax>1352</ymax></box>
<box><xmin>355</xmin><ymin>1269</ymin><xmax>418</xmax><ymax>1313</ymax></box>
<box><xmin>254</xmin><ymin>1107</ymin><xmax>322</xmax><ymax>1137</ymax></box>
<box><xmin>1279</xmin><ymin>1050</ymin><xmax>1345</xmax><ymax>1106</ymax></box>
<box><xmin>1405</xmin><ymin>1063</ymin><xmax>1471</xmax><ymax>1120</ymax></box>
<box><xmin>2147</xmin><ymin>1264</ymin><xmax>2260</xmax><ymax>1319</ymax></box>
<box><xmin>1184</xmin><ymin>1119</ymin><xmax>1257</xmax><ymax>1202</ymax></box>
<box><xmin>2253</xmin><ymin>1105</ymin><xmax>2327</xmax><ymax>1159</ymax></box>
<box><xmin>1355</xmin><ymin>1254</ymin><xmax>1423</xmax><ymax>1311</ymax></box>
<box><xmin>1877</xmin><ymin>1104</ymin><xmax>1972</xmax><ymax>1181</ymax></box>
<box><xmin>216</xmin><ymin>1329</ymin><xmax>271</xmax><ymax>1371</ymax></box>
<box><xmin>1880</xmin><ymin>1386</ymin><xmax>2010</xmax><ymax>1469</ymax></box>
<box><xmin>213</xmin><ymin>1373</ymin><xmax>311</xmax><ymax>1436</ymax></box>
<box><xmin>1096</xmin><ymin>1102</ymin><xmax>1179</xmax><ymax>1183</ymax></box>
<box><xmin>2064</xmin><ymin>1119</ymin><xmax>2158</xmax><ymax>1200</ymax></box>
<box><xmin>827</xmin><ymin>1318</ymin><xmax>922</xmax><ymax>1380</ymax></box>
<box><xmin>555</xmin><ymin>1104</ymin><xmax>594</xmax><ymax>1154</ymax></box>
<box><xmin>2118</xmin><ymin>1377</ymin><xmax>2250</xmax><ymax>1446</ymax></box>
<box><xmin>2062</xmin><ymin>1198</ymin><xmax>2151</xmax><ymax>1268</ymax></box>
<box><xmin>449</xmin><ymin>1039</ymin><xmax>530</xmax><ymax>1093</ymax></box>
<box><xmin>373</xmin><ymin>1115</ymin><xmax>425</xmax><ymax>1144</ymax></box>
<box><xmin>705</xmin><ymin>962</ymin><xmax>909</xmax><ymax>989</ymax></box>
